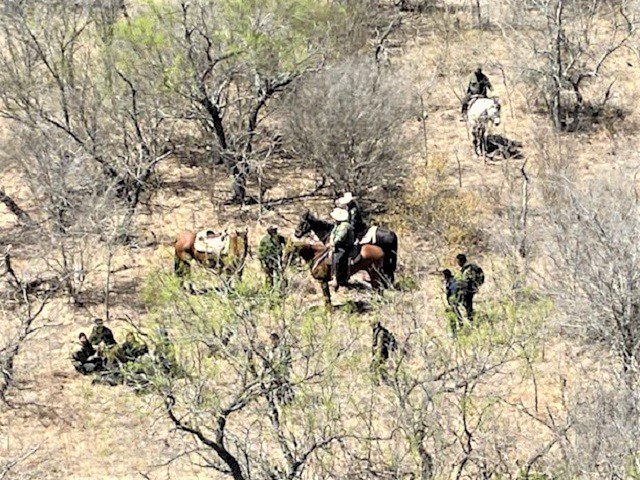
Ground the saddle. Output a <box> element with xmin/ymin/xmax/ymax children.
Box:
<box><xmin>358</xmin><ymin>226</ymin><xmax>378</xmax><ymax>245</ymax></box>
<box><xmin>194</xmin><ymin>229</ymin><xmax>230</xmax><ymax>256</ymax></box>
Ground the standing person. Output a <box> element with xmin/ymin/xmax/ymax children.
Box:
<box><xmin>329</xmin><ymin>208</ymin><xmax>355</xmax><ymax>292</ymax></box>
<box><xmin>442</xmin><ymin>269</ymin><xmax>464</xmax><ymax>331</ymax></box>
<box><xmin>265</xmin><ymin>332</ymin><xmax>293</xmax><ymax>405</ymax></box>
<box><xmin>456</xmin><ymin>254</ymin><xmax>485</xmax><ymax>321</ymax></box>
<box><xmin>371</xmin><ymin>320</ymin><xmax>397</xmax><ymax>384</ymax></box>
<box><xmin>461</xmin><ymin>66</ymin><xmax>493</xmax><ymax>119</ymax></box>
<box><xmin>258</xmin><ymin>226</ymin><xmax>287</xmax><ymax>288</ymax></box>
<box><xmin>336</xmin><ymin>192</ymin><xmax>367</xmax><ymax>240</ymax></box>
<box><xmin>155</xmin><ymin>327</ymin><xmax>179</xmax><ymax>376</ymax></box>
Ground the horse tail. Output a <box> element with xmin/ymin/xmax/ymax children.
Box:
<box><xmin>383</xmin><ymin>233</ymin><xmax>398</xmax><ymax>283</ymax></box>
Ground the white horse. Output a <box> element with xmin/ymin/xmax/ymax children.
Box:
<box><xmin>466</xmin><ymin>97</ymin><xmax>501</xmax><ymax>160</ymax></box>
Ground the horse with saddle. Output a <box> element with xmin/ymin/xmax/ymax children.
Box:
<box><xmin>288</xmin><ymin>194</ymin><xmax>399</xmax><ymax>306</ymax></box>
<box><xmin>174</xmin><ymin>227</ymin><xmax>249</xmax><ymax>280</ymax></box>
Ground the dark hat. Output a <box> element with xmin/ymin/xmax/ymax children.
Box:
<box><xmin>93</xmin><ymin>318</ymin><xmax>104</xmax><ymax>326</ymax></box>
<box><xmin>267</xmin><ymin>225</ymin><xmax>278</xmax><ymax>233</ymax></box>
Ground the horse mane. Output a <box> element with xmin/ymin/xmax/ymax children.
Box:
<box><xmin>304</xmin><ymin>212</ymin><xmax>333</xmax><ymax>242</ymax></box>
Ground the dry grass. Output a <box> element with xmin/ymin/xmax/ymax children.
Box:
<box><xmin>1</xmin><ymin>1</ymin><xmax>638</xmax><ymax>478</ymax></box>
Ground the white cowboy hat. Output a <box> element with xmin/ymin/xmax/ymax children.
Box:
<box><xmin>330</xmin><ymin>208</ymin><xmax>349</xmax><ymax>222</ymax></box>
<box><xmin>337</xmin><ymin>192</ymin><xmax>355</xmax><ymax>206</ymax></box>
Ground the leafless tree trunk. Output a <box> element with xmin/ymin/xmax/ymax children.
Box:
<box><xmin>0</xmin><ymin>187</ymin><xmax>31</xmax><ymax>225</ymax></box>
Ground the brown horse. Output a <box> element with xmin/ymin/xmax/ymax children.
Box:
<box><xmin>174</xmin><ymin>229</ymin><xmax>249</xmax><ymax>281</ymax></box>
<box><xmin>286</xmin><ymin>240</ymin><xmax>385</xmax><ymax>309</ymax></box>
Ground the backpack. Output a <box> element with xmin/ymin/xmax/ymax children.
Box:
<box><xmin>464</xmin><ymin>264</ymin><xmax>485</xmax><ymax>289</ymax></box>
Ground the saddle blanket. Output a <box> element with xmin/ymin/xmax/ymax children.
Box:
<box><xmin>194</xmin><ymin>229</ymin><xmax>229</xmax><ymax>256</ymax></box>
<box><xmin>358</xmin><ymin>226</ymin><xmax>378</xmax><ymax>245</ymax></box>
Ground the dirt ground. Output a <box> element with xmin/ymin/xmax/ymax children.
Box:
<box><xmin>1</xmin><ymin>2</ymin><xmax>638</xmax><ymax>478</ymax></box>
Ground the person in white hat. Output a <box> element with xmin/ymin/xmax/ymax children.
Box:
<box><xmin>335</xmin><ymin>192</ymin><xmax>367</xmax><ymax>239</ymax></box>
<box><xmin>329</xmin><ymin>207</ymin><xmax>355</xmax><ymax>290</ymax></box>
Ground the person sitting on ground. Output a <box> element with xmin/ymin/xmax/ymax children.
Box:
<box><xmin>456</xmin><ymin>253</ymin><xmax>485</xmax><ymax>321</ymax></box>
<box><xmin>335</xmin><ymin>192</ymin><xmax>368</xmax><ymax>240</ymax></box>
<box><xmin>329</xmin><ymin>208</ymin><xmax>355</xmax><ymax>292</ymax></box>
<box><xmin>71</xmin><ymin>332</ymin><xmax>101</xmax><ymax>374</ymax></box>
<box><xmin>89</xmin><ymin>318</ymin><xmax>117</xmax><ymax>347</ymax></box>
<box><xmin>117</xmin><ymin>332</ymin><xmax>149</xmax><ymax>364</ymax></box>
<box><xmin>258</xmin><ymin>226</ymin><xmax>287</xmax><ymax>288</ymax></box>
<box><xmin>371</xmin><ymin>319</ymin><xmax>397</xmax><ymax>385</ymax></box>
<box><xmin>461</xmin><ymin>66</ymin><xmax>493</xmax><ymax>119</ymax></box>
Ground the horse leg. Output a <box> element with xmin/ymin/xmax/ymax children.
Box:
<box><xmin>472</xmin><ymin>130</ymin><xmax>481</xmax><ymax>157</ymax></box>
<box><xmin>321</xmin><ymin>281</ymin><xmax>332</xmax><ymax>311</ymax></box>
<box><xmin>482</xmin><ymin>128</ymin><xmax>488</xmax><ymax>164</ymax></box>
<box><xmin>369</xmin><ymin>266</ymin><xmax>385</xmax><ymax>292</ymax></box>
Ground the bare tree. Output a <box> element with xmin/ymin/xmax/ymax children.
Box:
<box><xmin>131</xmin><ymin>275</ymin><xmax>355</xmax><ymax>480</ymax></box>
<box><xmin>0</xmin><ymin>187</ymin><xmax>31</xmax><ymax>226</ymax></box>
<box><xmin>145</xmin><ymin>0</ymin><xmax>358</xmax><ymax>204</ymax></box>
<box><xmin>2</xmin><ymin>127</ymin><xmax>130</xmax><ymax>302</ymax></box>
<box><xmin>504</xmin><ymin>0</ymin><xmax>636</xmax><ymax>130</ymax></box>
<box><xmin>543</xmin><ymin>172</ymin><xmax>640</xmax><ymax>376</ymax></box>
<box><xmin>284</xmin><ymin>58</ymin><xmax>415</xmax><ymax>209</ymax></box>
<box><xmin>0</xmin><ymin>1</ymin><xmax>171</xmax><ymax>213</ymax></box>
<box><xmin>0</xmin><ymin>250</ymin><xmax>57</xmax><ymax>406</ymax></box>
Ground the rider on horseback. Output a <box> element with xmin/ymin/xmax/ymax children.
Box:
<box><xmin>336</xmin><ymin>192</ymin><xmax>367</xmax><ymax>240</ymax></box>
<box><xmin>461</xmin><ymin>66</ymin><xmax>493</xmax><ymax>120</ymax></box>
<box><xmin>329</xmin><ymin>208</ymin><xmax>355</xmax><ymax>291</ymax></box>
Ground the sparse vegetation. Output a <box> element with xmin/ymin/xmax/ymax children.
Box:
<box><xmin>1</xmin><ymin>0</ymin><xmax>639</xmax><ymax>478</ymax></box>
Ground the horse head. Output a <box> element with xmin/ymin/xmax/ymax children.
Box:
<box><xmin>295</xmin><ymin>210</ymin><xmax>313</xmax><ymax>238</ymax></box>
<box><xmin>488</xmin><ymin>98</ymin><xmax>501</xmax><ymax>126</ymax></box>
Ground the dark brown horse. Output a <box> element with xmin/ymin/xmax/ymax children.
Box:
<box><xmin>294</xmin><ymin>211</ymin><xmax>398</xmax><ymax>284</ymax></box>
<box><xmin>286</xmin><ymin>240</ymin><xmax>385</xmax><ymax>309</ymax></box>
<box><xmin>174</xmin><ymin>229</ymin><xmax>249</xmax><ymax>280</ymax></box>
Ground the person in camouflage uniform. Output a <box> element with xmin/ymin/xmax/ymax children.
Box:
<box><xmin>461</xmin><ymin>66</ymin><xmax>493</xmax><ymax>118</ymax></box>
<box><xmin>456</xmin><ymin>254</ymin><xmax>485</xmax><ymax>321</ymax></box>
<box><xmin>154</xmin><ymin>328</ymin><xmax>180</xmax><ymax>376</ymax></box>
<box><xmin>116</xmin><ymin>332</ymin><xmax>149</xmax><ymax>364</ymax></box>
<box><xmin>371</xmin><ymin>319</ymin><xmax>396</xmax><ymax>384</ymax></box>
<box><xmin>89</xmin><ymin>318</ymin><xmax>117</xmax><ymax>347</ymax></box>
<box><xmin>258</xmin><ymin>226</ymin><xmax>287</xmax><ymax>287</ymax></box>
<box><xmin>264</xmin><ymin>332</ymin><xmax>294</xmax><ymax>405</ymax></box>
<box><xmin>329</xmin><ymin>208</ymin><xmax>355</xmax><ymax>291</ymax></box>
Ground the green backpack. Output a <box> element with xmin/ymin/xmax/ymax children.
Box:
<box><xmin>463</xmin><ymin>264</ymin><xmax>485</xmax><ymax>289</ymax></box>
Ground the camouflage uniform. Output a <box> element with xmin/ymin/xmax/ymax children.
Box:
<box><xmin>89</xmin><ymin>325</ymin><xmax>117</xmax><ymax>347</ymax></box>
<box><xmin>155</xmin><ymin>330</ymin><xmax>179</xmax><ymax>376</ymax></box>
<box><xmin>258</xmin><ymin>233</ymin><xmax>286</xmax><ymax>287</ymax></box>
<box><xmin>462</xmin><ymin>70</ymin><xmax>493</xmax><ymax>115</ymax></box>
<box><xmin>459</xmin><ymin>262</ymin><xmax>484</xmax><ymax>321</ymax></box>
<box><xmin>264</xmin><ymin>339</ymin><xmax>293</xmax><ymax>405</ymax></box>
<box><xmin>371</xmin><ymin>322</ymin><xmax>396</xmax><ymax>384</ymax></box>
<box><xmin>117</xmin><ymin>334</ymin><xmax>149</xmax><ymax>364</ymax></box>
<box><xmin>331</xmin><ymin>221</ymin><xmax>355</xmax><ymax>287</ymax></box>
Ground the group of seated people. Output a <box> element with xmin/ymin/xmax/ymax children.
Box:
<box><xmin>71</xmin><ymin>318</ymin><xmax>148</xmax><ymax>375</ymax></box>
